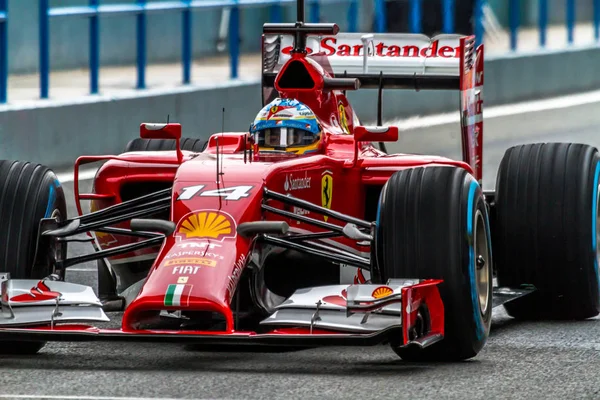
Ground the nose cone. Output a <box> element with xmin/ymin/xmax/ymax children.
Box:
<box><xmin>122</xmin><ymin>209</ymin><xmax>252</xmax><ymax>332</ymax></box>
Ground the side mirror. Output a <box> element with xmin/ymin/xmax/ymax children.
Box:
<box><xmin>140</xmin><ymin>123</ymin><xmax>182</xmax><ymax>140</ymax></box>
<box><xmin>139</xmin><ymin>123</ymin><xmax>183</xmax><ymax>163</ymax></box>
<box><xmin>354</xmin><ymin>126</ymin><xmax>398</xmax><ymax>142</ymax></box>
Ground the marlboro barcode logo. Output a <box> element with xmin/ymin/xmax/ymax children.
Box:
<box><xmin>164</xmin><ymin>284</ymin><xmax>193</xmax><ymax>307</ymax></box>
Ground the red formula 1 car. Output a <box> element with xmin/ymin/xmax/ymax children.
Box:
<box><xmin>1</xmin><ymin>1</ymin><xmax>599</xmax><ymax>362</ymax></box>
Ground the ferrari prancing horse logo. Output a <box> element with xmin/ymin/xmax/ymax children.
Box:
<box><xmin>321</xmin><ymin>171</ymin><xmax>333</xmax><ymax>221</ymax></box>
<box><xmin>338</xmin><ymin>103</ymin><xmax>350</xmax><ymax>134</ymax></box>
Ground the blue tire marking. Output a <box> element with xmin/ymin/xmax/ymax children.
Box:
<box><xmin>376</xmin><ymin>188</ymin><xmax>383</xmax><ymax>229</ymax></box>
<box><xmin>44</xmin><ymin>180</ymin><xmax>57</xmax><ymax>218</ymax></box>
<box><xmin>592</xmin><ymin>161</ymin><xmax>600</xmax><ymax>288</ymax></box>
<box><xmin>467</xmin><ymin>179</ymin><xmax>485</xmax><ymax>341</ymax></box>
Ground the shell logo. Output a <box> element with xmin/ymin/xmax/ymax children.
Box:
<box><xmin>372</xmin><ymin>286</ymin><xmax>394</xmax><ymax>299</ymax></box>
<box><xmin>176</xmin><ymin>210</ymin><xmax>236</xmax><ymax>241</ymax></box>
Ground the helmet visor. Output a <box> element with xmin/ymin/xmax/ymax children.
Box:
<box><xmin>254</xmin><ymin>127</ymin><xmax>318</xmax><ymax>148</ymax></box>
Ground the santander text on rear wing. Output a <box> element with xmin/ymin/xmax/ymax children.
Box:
<box><xmin>266</xmin><ymin>33</ymin><xmax>463</xmax><ymax>77</ymax></box>
<box><xmin>262</xmin><ymin>32</ymin><xmax>485</xmax><ymax>183</ymax></box>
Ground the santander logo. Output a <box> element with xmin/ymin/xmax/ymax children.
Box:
<box><xmin>282</xmin><ymin>37</ymin><xmax>460</xmax><ymax>59</ymax></box>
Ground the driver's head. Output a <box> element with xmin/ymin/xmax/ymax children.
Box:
<box><xmin>250</xmin><ymin>98</ymin><xmax>322</xmax><ymax>155</ymax></box>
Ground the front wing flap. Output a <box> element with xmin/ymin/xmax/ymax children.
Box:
<box><xmin>0</xmin><ymin>274</ymin><xmax>109</xmax><ymax>327</ymax></box>
<box><xmin>261</xmin><ymin>279</ymin><xmax>444</xmax><ymax>348</ymax></box>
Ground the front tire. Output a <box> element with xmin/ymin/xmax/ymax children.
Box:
<box><xmin>494</xmin><ymin>143</ymin><xmax>600</xmax><ymax>320</ymax></box>
<box><xmin>0</xmin><ymin>160</ymin><xmax>67</xmax><ymax>354</ymax></box>
<box><xmin>373</xmin><ymin>166</ymin><xmax>492</xmax><ymax>361</ymax></box>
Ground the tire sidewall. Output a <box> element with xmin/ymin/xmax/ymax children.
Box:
<box><xmin>457</xmin><ymin>178</ymin><xmax>493</xmax><ymax>354</ymax></box>
<box><xmin>590</xmin><ymin>158</ymin><xmax>600</xmax><ymax>301</ymax></box>
<box><xmin>374</xmin><ymin>168</ymin><xmax>492</xmax><ymax>360</ymax></box>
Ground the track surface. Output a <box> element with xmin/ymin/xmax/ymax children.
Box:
<box><xmin>3</xmin><ymin>101</ymin><xmax>600</xmax><ymax>399</ymax></box>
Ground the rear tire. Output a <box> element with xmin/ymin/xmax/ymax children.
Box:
<box><xmin>0</xmin><ymin>160</ymin><xmax>67</xmax><ymax>355</ymax></box>
<box><xmin>124</xmin><ymin>138</ymin><xmax>207</xmax><ymax>153</ymax></box>
<box><xmin>494</xmin><ymin>143</ymin><xmax>600</xmax><ymax>320</ymax></box>
<box><xmin>373</xmin><ymin>166</ymin><xmax>492</xmax><ymax>361</ymax></box>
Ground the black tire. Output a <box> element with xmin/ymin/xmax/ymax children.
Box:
<box><xmin>0</xmin><ymin>160</ymin><xmax>67</xmax><ymax>355</ymax></box>
<box><xmin>373</xmin><ymin>166</ymin><xmax>493</xmax><ymax>361</ymax></box>
<box><xmin>124</xmin><ymin>138</ymin><xmax>208</xmax><ymax>153</ymax></box>
<box><xmin>494</xmin><ymin>143</ymin><xmax>600</xmax><ymax>320</ymax></box>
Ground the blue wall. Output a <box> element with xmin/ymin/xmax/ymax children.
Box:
<box><xmin>9</xmin><ymin>0</ymin><xmax>374</xmax><ymax>75</ymax></box>
<box><xmin>488</xmin><ymin>0</ymin><xmax>595</xmax><ymax>27</ymax></box>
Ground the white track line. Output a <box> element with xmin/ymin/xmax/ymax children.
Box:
<box><xmin>387</xmin><ymin>88</ymin><xmax>600</xmax><ymax>130</ymax></box>
<box><xmin>54</xmin><ymin>89</ymin><xmax>600</xmax><ymax>183</ymax></box>
<box><xmin>0</xmin><ymin>396</ymin><xmax>213</xmax><ymax>400</ymax></box>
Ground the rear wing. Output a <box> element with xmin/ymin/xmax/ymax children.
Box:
<box><xmin>263</xmin><ymin>33</ymin><xmax>464</xmax><ymax>85</ymax></box>
<box><xmin>262</xmin><ymin>32</ymin><xmax>484</xmax><ymax>183</ymax></box>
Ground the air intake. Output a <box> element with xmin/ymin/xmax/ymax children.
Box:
<box><xmin>276</xmin><ymin>60</ymin><xmax>315</xmax><ymax>90</ymax></box>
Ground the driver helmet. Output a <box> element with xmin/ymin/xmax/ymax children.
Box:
<box><xmin>249</xmin><ymin>98</ymin><xmax>322</xmax><ymax>155</ymax></box>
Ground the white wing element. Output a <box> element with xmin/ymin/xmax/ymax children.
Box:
<box><xmin>0</xmin><ymin>275</ymin><xmax>109</xmax><ymax>326</ymax></box>
<box><xmin>274</xmin><ymin>33</ymin><xmax>465</xmax><ymax>76</ymax></box>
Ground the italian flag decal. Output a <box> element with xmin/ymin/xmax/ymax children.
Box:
<box><xmin>164</xmin><ymin>284</ymin><xmax>193</xmax><ymax>307</ymax></box>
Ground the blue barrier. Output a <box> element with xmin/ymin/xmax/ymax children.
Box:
<box><xmin>596</xmin><ymin>0</ymin><xmax>600</xmax><ymax>41</ymax></box>
<box><xmin>0</xmin><ymin>0</ymin><xmax>6</xmax><ymax>104</ymax></box>
<box><xmin>25</xmin><ymin>0</ymin><xmax>600</xmax><ymax>102</ymax></box>
<box><xmin>510</xmin><ymin>0</ymin><xmax>600</xmax><ymax>51</ymax></box>
<box><xmin>38</xmin><ymin>0</ymin><xmax>363</xmax><ymax>99</ymax></box>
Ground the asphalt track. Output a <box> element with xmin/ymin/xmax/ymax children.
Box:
<box><xmin>3</xmin><ymin>97</ymin><xmax>600</xmax><ymax>399</ymax></box>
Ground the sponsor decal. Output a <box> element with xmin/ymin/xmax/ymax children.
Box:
<box><xmin>330</xmin><ymin>113</ymin><xmax>340</xmax><ymax>129</ymax></box>
<box><xmin>176</xmin><ymin>241</ymin><xmax>222</xmax><ymax>249</ymax></box>
<box><xmin>177</xmin><ymin>276</ymin><xmax>189</xmax><ymax>284</ymax></box>
<box><xmin>226</xmin><ymin>253</ymin><xmax>247</xmax><ymax>303</ymax></box>
<box><xmin>164</xmin><ymin>258</ymin><xmax>216</xmax><ymax>267</ymax></box>
<box><xmin>372</xmin><ymin>286</ymin><xmax>394</xmax><ymax>299</ymax></box>
<box><xmin>354</xmin><ymin>269</ymin><xmax>367</xmax><ymax>284</ymax></box>
<box><xmin>172</xmin><ymin>266</ymin><xmax>202</xmax><ymax>275</ymax></box>
<box><xmin>176</xmin><ymin>210</ymin><xmax>236</xmax><ymax>241</ymax></box>
<box><xmin>284</xmin><ymin>171</ymin><xmax>311</xmax><ymax>192</ymax></box>
<box><xmin>321</xmin><ymin>170</ymin><xmax>333</xmax><ymax>221</ymax></box>
<box><xmin>322</xmin><ymin>289</ymin><xmax>348</xmax><ymax>307</ymax></box>
<box><xmin>9</xmin><ymin>281</ymin><xmax>61</xmax><ymax>303</ymax></box>
<box><xmin>165</xmin><ymin>250</ymin><xmax>224</xmax><ymax>260</ymax></box>
<box><xmin>293</xmin><ymin>206</ymin><xmax>309</xmax><ymax>216</ymax></box>
<box><xmin>266</xmin><ymin>104</ymin><xmax>295</xmax><ymax>119</ymax></box>
<box><xmin>281</xmin><ymin>38</ymin><xmax>460</xmax><ymax>58</ymax></box>
<box><xmin>298</xmin><ymin>110</ymin><xmax>313</xmax><ymax>117</ymax></box>
<box><xmin>164</xmin><ymin>284</ymin><xmax>193</xmax><ymax>307</ymax></box>
<box><xmin>338</xmin><ymin>103</ymin><xmax>350</xmax><ymax>133</ymax></box>
<box><xmin>95</xmin><ymin>231</ymin><xmax>118</xmax><ymax>246</ymax></box>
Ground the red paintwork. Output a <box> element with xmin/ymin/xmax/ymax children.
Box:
<box><xmin>9</xmin><ymin>281</ymin><xmax>61</xmax><ymax>303</ymax></box>
<box><xmin>401</xmin><ymin>279</ymin><xmax>444</xmax><ymax>345</ymax></box>
<box><xmin>0</xmin><ymin>324</ymin><xmax>376</xmax><ymax>337</ymax></box>
<box><xmin>66</xmin><ymin>32</ymin><xmax>483</xmax><ymax>337</ymax></box>
<box><xmin>459</xmin><ymin>39</ymin><xmax>485</xmax><ymax>184</ymax></box>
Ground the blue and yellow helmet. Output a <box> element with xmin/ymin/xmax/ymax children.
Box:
<box><xmin>249</xmin><ymin>98</ymin><xmax>322</xmax><ymax>155</ymax></box>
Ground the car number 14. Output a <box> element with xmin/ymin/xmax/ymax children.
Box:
<box><xmin>177</xmin><ymin>185</ymin><xmax>253</xmax><ymax>201</ymax></box>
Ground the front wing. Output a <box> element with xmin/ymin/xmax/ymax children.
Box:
<box><xmin>0</xmin><ymin>276</ymin><xmax>446</xmax><ymax>350</ymax></box>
